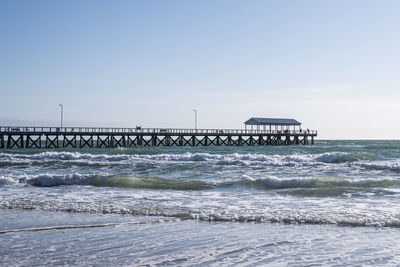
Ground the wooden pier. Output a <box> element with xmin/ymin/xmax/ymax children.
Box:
<box><xmin>0</xmin><ymin>126</ymin><xmax>317</xmax><ymax>149</ymax></box>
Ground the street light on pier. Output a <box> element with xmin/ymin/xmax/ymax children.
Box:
<box><xmin>59</xmin><ymin>104</ymin><xmax>63</xmax><ymax>129</ymax></box>
<box><xmin>193</xmin><ymin>109</ymin><xmax>197</xmax><ymax>131</ymax></box>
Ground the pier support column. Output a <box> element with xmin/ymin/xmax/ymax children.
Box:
<box><xmin>26</xmin><ymin>135</ymin><xmax>42</xmax><ymax>148</ymax></box>
<box><xmin>112</xmin><ymin>135</ymin><xmax>126</xmax><ymax>147</ymax></box>
<box><xmin>248</xmin><ymin>136</ymin><xmax>253</xmax><ymax>146</ymax></box>
<box><xmin>80</xmin><ymin>135</ymin><xmax>93</xmax><ymax>148</ymax></box>
<box><xmin>64</xmin><ymin>135</ymin><xmax>77</xmax><ymax>148</ymax></box>
<box><xmin>137</xmin><ymin>135</ymin><xmax>142</xmax><ymax>146</ymax></box>
<box><xmin>237</xmin><ymin>136</ymin><xmax>242</xmax><ymax>146</ymax></box>
<box><xmin>9</xmin><ymin>135</ymin><xmax>25</xmax><ymax>148</ymax></box>
<box><xmin>127</xmin><ymin>136</ymin><xmax>137</xmax><ymax>147</ymax></box>
<box><xmin>45</xmin><ymin>135</ymin><xmax>59</xmax><ymax>148</ymax></box>
<box><xmin>276</xmin><ymin>136</ymin><xmax>281</xmax><ymax>146</ymax></box>
<box><xmin>192</xmin><ymin>136</ymin><xmax>196</xmax><ymax>146</ymax></box>
<box><xmin>165</xmin><ymin>135</ymin><xmax>171</xmax><ymax>146</ymax></box>
<box><xmin>204</xmin><ymin>136</ymin><xmax>209</xmax><ymax>146</ymax></box>
<box><xmin>285</xmin><ymin>135</ymin><xmax>290</xmax><ymax>145</ymax></box>
<box><xmin>179</xmin><ymin>136</ymin><xmax>183</xmax><ymax>146</ymax></box>
<box><xmin>97</xmin><ymin>136</ymin><xmax>109</xmax><ymax>148</ymax></box>
<box><xmin>25</xmin><ymin>135</ymin><xmax>29</xmax><ymax>148</ymax></box>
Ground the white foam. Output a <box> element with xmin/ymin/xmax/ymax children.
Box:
<box><xmin>188</xmin><ymin>211</ymin><xmax>400</xmax><ymax>227</ymax></box>
<box><xmin>242</xmin><ymin>175</ymin><xmax>400</xmax><ymax>189</ymax></box>
<box><xmin>360</xmin><ymin>162</ymin><xmax>400</xmax><ymax>172</ymax></box>
<box><xmin>0</xmin><ymin>151</ymin><xmax>333</xmax><ymax>163</ymax></box>
<box><xmin>30</xmin><ymin>151</ymin><xmax>131</xmax><ymax>162</ymax></box>
<box><xmin>2</xmin><ymin>192</ymin><xmax>400</xmax><ymax>228</ymax></box>
<box><xmin>0</xmin><ymin>151</ymin><xmax>371</xmax><ymax>168</ymax></box>
<box><xmin>0</xmin><ymin>173</ymin><xmax>102</xmax><ymax>187</ymax></box>
<box><xmin>0</xmin><ymin>176</ymin><xmax>19</xmax><ymax>186</ymax></box>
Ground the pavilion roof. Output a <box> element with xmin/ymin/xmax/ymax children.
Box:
<box><xmin>244</xmin><ymin>118</ymin><xmax>301</xmax><ymax>126</ymax></box>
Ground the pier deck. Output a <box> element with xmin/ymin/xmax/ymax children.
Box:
<box><xmin>0</xmin><ymin>126</ymin><xmax>317</xmax><ymax>149</ymax></box>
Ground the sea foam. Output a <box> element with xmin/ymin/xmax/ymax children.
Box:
<box><xmin>0</xmin><ymin>151</ymin><xmax>373</xmax><ymax>166</ymax></box>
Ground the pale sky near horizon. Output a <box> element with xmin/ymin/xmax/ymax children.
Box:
<box><xmin>1</xmin><ymin>0</ymin><xmax>400</xmax><ymax>139</ymax></box>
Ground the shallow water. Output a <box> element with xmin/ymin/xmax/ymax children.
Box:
<box><xmin>1</xmin><ymin>140</ymin><xmax>400</xmax><ymax>265</ymax></box>
<box><xmin>1</xmin><ymin>209</ymin><xmax>400</xmax><ymax>266</ymax></box>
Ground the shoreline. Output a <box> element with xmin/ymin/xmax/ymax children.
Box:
<box><xmin>1</xmin><ymin>209</ymin><xmax>400</xmax><ymax>266</ymax></box>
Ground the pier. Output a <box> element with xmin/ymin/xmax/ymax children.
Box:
<box><xmin>0</xmin><ymin>123</ymin><xmax>317</xmax><ymax>149</ymax></box>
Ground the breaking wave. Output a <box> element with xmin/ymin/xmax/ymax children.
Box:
<box><xmin>0</xmin><ymin>151</ymin><xmax>375</xmax><ymax>167</ymax></box>
<box><xmin>0</xmin><ymin>173</ymin><xmax>213</xmax><ymax>190</ymax></box>
<box><xmin>2</xmin><ymin>173</ymin><xmax>400</xmax><ymax>193</ymax></box>
<box><xmin>364</xmin><ymin>145</ymin><xmax>400</xmax><ymax>150</ymax></box>
<box><xmin>189</xmin><ymin>211</ymin><xmax>400</xmax><ymax>228</ymax></box>
<box><xmin>240</xmin><ymin>175</ymin><xmax>400</xmax><ymax>189</ymax></box>
<box><xmin>2</xmin><ymin>198</ymin><xmax>400</xmax><ymax>228</ymax></box>
<box><xmin>1</xmin><ymin>173</ymin><xmax>100</xmax><ymax>187</ymax></box>
<box><xmin>89</xmin><ymin>176</ymin><xmax>213</xmax><ymax>190</ymax></box>
<box><xmin>359</xmin><ymin>162</ymin><xmax>400</xmax><ymax>172</ymax></box>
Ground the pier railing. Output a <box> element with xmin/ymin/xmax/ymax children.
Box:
<box><xmin>0</xmin><ymin>126</ymin><xmax>317</xmax><ymax>135</ymax></box>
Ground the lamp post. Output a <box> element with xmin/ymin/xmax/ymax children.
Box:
<box><xmin>59</xmin><ymin>104</ymin><xmax>63</xmax><ymax>129</ymax></box>
<box><xmin>193</xmin><ymin>109</ymin><xmax>197</xmax><ymax>131</ymax></box>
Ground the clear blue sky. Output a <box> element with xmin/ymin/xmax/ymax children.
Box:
<box><xmin>1</xmin><ymin>0</ymin><xmax>399</xmax><ymax>139</ymax></box>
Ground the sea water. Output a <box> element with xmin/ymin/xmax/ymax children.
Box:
<box><xmin>1</xmin><ymin>140</ymin><xmax>400</xmax><ymax>265</ymax></box>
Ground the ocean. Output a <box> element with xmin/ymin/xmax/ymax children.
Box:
<box><xmin>1</xmin><ymin>140</ymin><xmax>400</xmax><ymax>266</ymax></box>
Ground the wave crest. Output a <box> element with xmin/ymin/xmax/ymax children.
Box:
<box><xmin>2</xmin><ymin>172</ymin><xmax>400</xmax><ymax>192</ymax></box>
<box><xmin>0</xmin><ymin>173</ymin><xmax>213</xmax><ymax>190</ymax></box>
<box><xmin>90</xmin><ymin>176</ymin><xmax>213</xmax><ymax>190</ymax></box>
<box><xmin>0</xmin><ymin>151</ymin><xmax>374</xmax><ymax>167</ymax></box>
<box><xmin>2</xmin><ymin>198</ymin><xmax>400</xmax><ymax>228</ymax></box>
<box><xmin>360</xmin><ymin>162</ymin><xmax>400</xmax><ymax>172</ymax></box>
<box><xmin>240</xmin><ymin>175</ymin><xmax>400</xmax><ymax>189</ymax></box>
